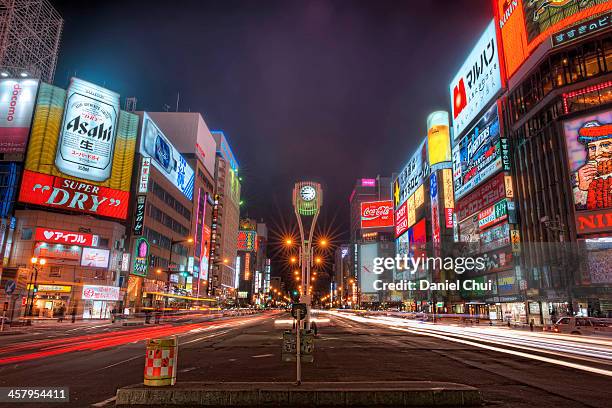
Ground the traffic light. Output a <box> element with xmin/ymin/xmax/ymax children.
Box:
<box><xmin>291</xmin><ymin>289</ymin><xmax>299</xmax><ymax>302</ymax></box>
<box><xmin>181</xmin><ymin>271</ymin><xmax>189</xmax><ymax>278</ymax></box>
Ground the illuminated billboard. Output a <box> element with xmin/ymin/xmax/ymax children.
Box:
<box><xmin>450</xmin><ymin>20</ymin><xmax>502</xmax><ymax>138</ymax></box>
<box><xmin>359</xmin><ymin>243</ymin><xmax>379</xmax><ymax>295</ymax></box>
<box><xmin>0</xmin><ymin>79</ymin><xmax>39</xmax><ymax>154</ymax></box>
<box><xmin>393</xmin><ymin>140</ymin><xmax>429</xmax><ymax>209</ymax></box>
<box><xmin>427</xmin><ymin>111</ymin><xmax>452</xmax><ymax>169</ymax></box>
<box><xmin>237</xmin><ymin>230</ymin><xmax>257</xmax><ymax>251</ymax></box>
<box><xmin>495</xmin><ymin>0</ymin><xmax>612</xmax><ymax>79</ymax></box>
<box><xmin>140</xmin><ymin>112</ymin><xmax>195</xmax><ymax>200</ymax></box>
<box><xmin>563</xmin><ymin>108</ymin><xmax>612</xmax><ymax>234</ymax></box>
<box><xmin>360</xmin><ymin>200</ymin><xmax>394</xmax><ymax>229</ymax></box>
<box><xmin>452</xmin><ymin>103</ymin><xmax>509</xmax><ymax>199</ymax></box>
<box><xmin>456</xmin><ymin>172</ymin><xmax>507</xmax><ymax>222</ymax></box>
<box><xmin>18</xmin><ymin>79</ymin><xmax>138</xmax><ymax>220</ymax></box>
<box><xmin>80</xmin><ymin>247</ymin><xmax>110</xmax><ymax>268</ymax></box>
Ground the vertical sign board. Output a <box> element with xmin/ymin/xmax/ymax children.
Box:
<box><xmin>0</xmin><ymin>79</ymin><xmax>39</xmax><ymax>154</ymax></box>
<box><xmin>133</xmin><ymin>195</ymin><xmax>146</xmax><ymax>235</ymax></box>
<box><xmin>132</xmin><ymin>237</ymin><xmax>149</xmax><ymax>277</ymax></box>
<box><xmin>430</xmin><ymin>172</ymin><xmax>441</xmax><ymax>247</ymax></box>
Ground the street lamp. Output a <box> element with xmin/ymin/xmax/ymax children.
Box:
<box><xmin>25</xmin><ymin>257</ymin><xmax>46</xmax><ymax>319</ymax></box>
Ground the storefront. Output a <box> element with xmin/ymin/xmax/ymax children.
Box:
<box><xmin>32</xmin><ymin>284</ymin><xmax>72</xmax><ymax>318</ymax></box>
<box><xmin>81</xmin><ymin>285</ymin><xmax>121</xmax><ymax>319</ymax></box>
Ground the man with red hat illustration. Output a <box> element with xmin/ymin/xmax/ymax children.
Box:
<box><xmin>575</xmin><ymin>120</ymin><xmax>612</xmax><ymax>210</ymax></box>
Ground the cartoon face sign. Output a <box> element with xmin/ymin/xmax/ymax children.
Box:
<box><xmin>564</xmin><ymin>113</ymin><xmax>612</xmax><ymax>211</ymax></box>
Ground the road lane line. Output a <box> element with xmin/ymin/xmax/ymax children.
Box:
<box><xmin>252</xmin><ymin>353</ymin><xmax>274</xmax><ymax>358</ymax></box>
<box><xmin>91</xmin><ymin>395</ymin><xmax>116</xmax><ymax>407</ymax></box>
<box><xmin>92</xmin><ymin>355</ymin><xmax>142</xmax><ymax>372</ymax></box>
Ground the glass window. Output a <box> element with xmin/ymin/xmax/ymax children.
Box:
<box><xmin>21</xmin><ymin>228</ymin><xmax>32</xmax><ymax>240</ymax></box>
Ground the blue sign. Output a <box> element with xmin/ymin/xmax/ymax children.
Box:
<box><xmin>5</xmin><ymin>279</ymin><xmax>15</xmax><ymax>294</ymax></box>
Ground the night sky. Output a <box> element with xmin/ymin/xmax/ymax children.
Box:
<box><xmin>51</xmin><ymin>0</ymin><xmax>492</xmax><ymax>258</ymax></box>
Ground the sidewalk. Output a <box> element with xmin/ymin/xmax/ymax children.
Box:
<box><xmin>116</xmin><ymin>381</ymin><xmax>482</xmax><ymax>407</ymax></box>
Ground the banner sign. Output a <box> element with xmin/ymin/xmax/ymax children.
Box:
<box><xmin>393</xmin><ymin>140</ymin><xmax>429</xmax><ymax>209</ymax></box>
<box><xmin>133</xmin><ymin>195</ymin><xmax>146</xmax><ymax>235</ymax></box>
<box><xmin>18</xmin><ymin>80</ymin><xmax>138</xmax><ymax>220</ymax></box>
<box><xmin>132</xmin><ymin>237</ymin><xmax>149</xmax><ymax>277</ymax></box>
<box><xmin>0</xmin><ymin>79</ymin><xmax>39</xmax><ymax>153</ymax></box>
<box><xmin>82</xmin><ymin>285</ymin><xmax>120</xmax><ymax>301</ymax></box>
<box><xmin>452</xmin><ymin>103</ymin><xmax>507</xmax><ymax>199</ymax></box>
<box><xmin>449</xmin><ymin>20</ymin><xmax>502</xmax><ymax>138</ymax></box>
<box><xmin>361</xmin><ymin>200</ymin><xmax>394</xmax><ymax>229</ymax></box>
<box><xmin>140</xmin><ymin>112</ymin><xmax>194</xmax><ymax>200</ymax></box>
<box><xmin>35</xmin><ymin>227</ymin><xmax>98</xmax><ymax>247</ymax></box>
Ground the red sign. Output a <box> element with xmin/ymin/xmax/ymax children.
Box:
<box><xmin>456</xmin><ymin>172</ymin><xmax>506</xmax><ymax>222</ymax></box>
<box><xmin>576</xmin><ymin>209</ymin><xmax>612</xmax><ymax>235</ymax></box>
<box><xmin>361</xmin><ymin>200</ymin><xmax>394</xmax><ymax>229</ymax></box>
<box><xmin>394</xmin><ymin>200</ymin><xmax>408</xmax><ymax>237</ymax></box>
<box><xmin>18</xmin><ymin>170</ymin><xmax>129</xmax><ymax>219</ymax></box>
<box><xmin>35</xmin><ymin>227</ymin><xmax>98</xmax><ymax>246</ymax></box>
<box><xmin>445</xmin><ymin>208</ymin><xmax>454</xmax><ymax>228</ymax></box>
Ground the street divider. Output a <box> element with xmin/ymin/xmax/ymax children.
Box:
<box><xmin>144</xmin><ymin>336</ymin><xmax>178</xmax><ymax>386</ymax></box>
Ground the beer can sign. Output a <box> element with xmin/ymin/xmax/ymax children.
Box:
<box><xmin>55</xmin><ymin>78</ymin><xmax>120</xmax><ymax>182</ymax></box>
<box><xmin>360</xmin><ymin>200</ymin><xmax>394</xmax><ymax>229</ymax></box>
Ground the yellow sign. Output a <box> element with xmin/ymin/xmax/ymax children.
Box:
<box><xmin>35</xmin><ymin>284</ymin><xmax>71</xmax><ymax>293</ymax></box>
<box><xmin>511</xmin><ymin>230</ymin><xmax>521</xmax><ymax>253</ymax></box>
<box><xmin>442</xmin><ymin>168</ymin><xmax>454</xmax><ymax>209</ymax></box>
<box><xmin>414</xmin><ymin>185</ymin><xmax>424</xmax><ymax>209</ymax></box>
<box><xmin>427</xmin><ymin>111</ymin><xmax>452</xmax><ymax>166</ymax></box>
<box><xmin>407</xmin><ymin>194</ymin><xmax>416</xmax><ymax>228</ymax></box>
<box><xmin>504</xmin><ymin>175</ymin><xmax>514</xmax><ymax>198</ymax></box>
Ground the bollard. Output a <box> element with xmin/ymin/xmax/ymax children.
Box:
<box><xmin>144</xmin><ymin>336</ymin><xmax>178</xmax><ymax>386</ymax></box>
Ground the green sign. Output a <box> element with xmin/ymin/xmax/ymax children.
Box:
<box><xmin>132</xmin><ymin>237</ymin><xmax>149</xmax><ymax>277</ymax></box>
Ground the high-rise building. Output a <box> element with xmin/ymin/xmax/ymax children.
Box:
<box><xmin>142</xmin><ymin>112</ymin><xmax>218</xmax><ymax>300</ymax></box>
<box><xmin>495</xmin><ymin>1</ymin><xmax>612</xmax><ymax>320</ymax></box>
<box><xmin>0</xmin><ymin>0</ymin><xmax>63</xmax><ymax>82</ymax></box>
<box><xmin>210</xmin><ymin>131</ymin><xmax>241</xmax><ymax>298</ymax></box>
<box><xmin>348</xmin><ymin>176</ymin><xmax>395</xmax><ymax>306</ymax></box>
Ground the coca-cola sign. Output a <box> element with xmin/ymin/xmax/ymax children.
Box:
<box><xmin>361</xmin><ymin>200</ymin><xmax>394</xmax><ymax>229</ymax></box>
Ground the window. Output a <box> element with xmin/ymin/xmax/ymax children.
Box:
<box><xmin>49</xmin><ymin>266</ymin><xmax>61</xmax><ymax>277</ymax></box>
<box><xmin>21</xmin><ymin>228</ymin><xmax>32</xmax><ymax>240</ymax></box>
<box><xmin>99</xmin><ymin>238</ymin><xmax>109</xmax><ymax>248</ymax></box>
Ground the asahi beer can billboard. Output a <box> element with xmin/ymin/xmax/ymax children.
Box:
<box><xmin>18</xmin><ymin>80</ymin><xmax>138</xmax><ymax>220</ymax></box>
<box><xmin>55</xmin><ymin>78</ymin><xmax>120</xmax><ymax>181</ymax></box>
<box><xmin>0</xmin><ymin>79</ymin><xmax>39</xmax><ymax>154</ymax></box>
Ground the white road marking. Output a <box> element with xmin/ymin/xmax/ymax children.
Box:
<box><xmin>92</xmin><ymin>355</ymin><xmax>142</xmax><ymax>372</ymax></box>
<box><xmin>252</xmin><ymin>353</ymin><xmax>274</xmax><ymax>358</ymax></box>
<box><xmin>181</xmin><ymin>330</ymin><xmax>231</xmax><ymax>345</ymax></box>
<box><xmin>91</xmin><ymin>395</ymin><xmax>116</xmax><ymax>407</ymax></box>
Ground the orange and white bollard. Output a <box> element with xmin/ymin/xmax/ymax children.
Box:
<box><xmin>144</xmin><ymin>336</ymin><xmax>178</xmax><ymax>386</ymax></box>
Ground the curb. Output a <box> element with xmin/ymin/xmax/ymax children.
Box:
<box><xmin>116</xmin><ymin>381</ymin><xmax>482</xmax><ymax>406</ymax></box>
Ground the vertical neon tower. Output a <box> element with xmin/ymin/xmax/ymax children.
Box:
<box><xmin>292</xmin><ymin>181</ymin><xmax>323</xmax><ymax>328</ymax></box>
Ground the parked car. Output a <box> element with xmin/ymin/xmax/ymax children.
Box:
<box><xmin>552</xmin><ymin>317</ymin><xmax>612</xmax><ymax>336</ymax></box>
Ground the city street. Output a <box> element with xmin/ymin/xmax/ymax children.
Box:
<box><xmin>0</xmin><ymin>311</ymin><xmax>610</xmax><ymax>407</ymax></box>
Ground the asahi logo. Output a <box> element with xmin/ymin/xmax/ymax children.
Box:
<box><xmin>65</xmin><ymin>115</ymin><xmax>114</xmax><ymax>141</ymax></box>
<box><xmin>499</xmin><ymin>0</ymin><xmax>518</xmax><ymax>29</ymax></box>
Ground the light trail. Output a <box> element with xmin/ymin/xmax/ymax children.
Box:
<box><xmin>0</xmin><ymin>314</ymin><xmax>271</xmax><ymax>366</ymax></box>
<box><xmin>327</xmin><ymin>311</ymin><xmax>612</xmax><ymax>377</ymax></box>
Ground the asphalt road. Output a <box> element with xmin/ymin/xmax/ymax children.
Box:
<box><xmin>0</xmin><ymin>310</ymin><xmax>610</xmax><ymax>407</ymax></box>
